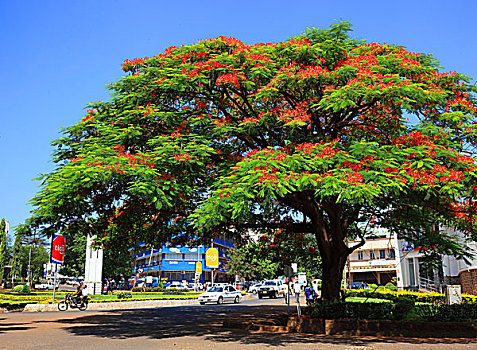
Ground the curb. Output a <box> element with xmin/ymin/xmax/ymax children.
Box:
<box><xmin>225</xmin><ymin>315</ymin><xmax>477</xmax><ymax>339</ymax></box>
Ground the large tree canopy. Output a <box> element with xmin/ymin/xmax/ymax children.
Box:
<box><xmin>27</xmin><ymin>23</ymin><xmax>477</xmax><ymax>300</ymax></box>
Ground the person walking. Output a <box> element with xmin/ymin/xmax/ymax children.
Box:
<box><xmin>312</xmin><ymin>280</ymin><xmax>320</xmax><ymax>299</ymax></box>
<box><xmin>304</xmin><ymin>283</ymin><xmax>314</xmax><ymax>305</ymax></box>
<box><xmin>294</xmin><ymin>282</ymin><xmax>301</xmax><ymax>303</ymax></box>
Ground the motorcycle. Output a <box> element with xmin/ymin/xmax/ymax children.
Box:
<box><xmin>57</xmin><ymin>293</ymin><xmax>89</xmax><ymax>311</ymax></box>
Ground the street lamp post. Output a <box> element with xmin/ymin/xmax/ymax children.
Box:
<box><xmin>27</xmin><ymin>246</ymin><xmax>32</xmax><ymax>287</ymax></box>
<box><xmin>22</xmin><ymin>232</ymin><xmax>49</xmax><ymax>288</ymax></box>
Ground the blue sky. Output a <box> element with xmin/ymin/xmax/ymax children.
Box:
<box><xmin>1</xmin><ymin>0</ymin><xmax>476</xmax><ymax>238</ymax></box>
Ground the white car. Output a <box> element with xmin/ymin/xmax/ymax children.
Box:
<box><xmin>198</xmin><ymin>285</ymin><xmax>242</xmax><ymax>305</ymax></box>
<box><xmin>248</xmin><ymin>283</ymin><xmax>262</xmax><ymax>294</ymax></box>
<box><xmin>257</xmin><ymin>280</ymin><xmax>286</xmax><ymax>299</ymax></box>
<box><xmin>166</xmin><ymin>282</ymin><xmax>192</xmax><ymax>290</ymax></box>
<box><xmin>34</xmin><ymin>281</ymin><xmax>59</xmax><ymax>290</ymax></box>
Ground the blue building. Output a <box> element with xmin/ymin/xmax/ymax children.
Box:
<box><xmin>131</xmin><ymin>238</ymin><xmax>234</xmax><ymax>284</ymax></box>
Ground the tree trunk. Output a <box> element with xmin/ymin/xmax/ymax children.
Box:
<box><xmin>280</xmin><ymin>192</ymin><xmax>353</xmax><ymax>302</ymax></box>
<box><xmin>320</xmin><ymin>246</ymin><xmax>348</xmax><ymax>302</ymax></box>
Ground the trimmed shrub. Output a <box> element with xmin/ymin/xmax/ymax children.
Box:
<box><xmin>11</xmin><ymin>284</ymin><xmax>32</xmax><ymax>294</ymax></box>
<box><xmin>162</xmin><ymin>289</ymin><xmax>185</xmax><ymax>295</ymax></box>
<box><xmin>116</xmin><ymin>291</ymin><xmax>133</xmax><ymax>299</ymax></box>
<box><xmin>12</xmin><ymin>285</ymin><xmax>24</xmax><ymax>293</ymax></box>
<box><xmin>385</xmin><ymin>282</ymin><xmax>398</xmax><ymax>291</ymax></box>
<box><xmin>21</xmin><ymin>284</ymin><xmax>31</xmax><ymax>294</ymax></box>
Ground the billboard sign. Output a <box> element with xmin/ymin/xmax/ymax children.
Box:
<box><xmin>205</xmin><ymin>248</ymin><xmax>219</xmax><ymax>268</ymax></box>
<box><xmin>195</xmin><ymin>261</ymin><xmax>203</xmax><ymax>273</ymax></box>
<box><xmin>51</xmin><ymin>234</ymin><xmax>66</xmax><ymax>264</ymax></box>
<box><xmin>402</xmin><ymin>242</ymin><xmax>414</xmax><ymax>252</ymax></box>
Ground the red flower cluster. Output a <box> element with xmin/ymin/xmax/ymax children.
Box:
<box><xmin>121</xmin><ymin>57</ymin><xmax>149</xmax><ymax>72</ymax></box>
<box><xmin>216</xmin><ymin>73</ymin><xmax>240</xmax><ymax>88</ymax></box>
<box><xmin>81</xmin><ymin>115</ymin><xmax>95</xmax><ymax>123</ymax></box>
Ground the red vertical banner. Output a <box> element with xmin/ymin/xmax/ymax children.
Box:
<box><xmin>51</xmin><ymin>234</ymin><xmax>66</xmax><ymax>264</ymax></box>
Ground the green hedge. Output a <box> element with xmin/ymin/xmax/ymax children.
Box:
<box><xmin>309</xmin><ymin>302</ymin><xmax>396</xmax><ymax>320</ymax></box>
<box><xmin>308</xmin><ymin>299</ymin><xmax>477</xmax><ymax>323</ymax></box>
<box><xmin>0</xmin><ymin>293</ymin><xmax>53</xmax><ymax>302</ymax></box>
<box><xmin>131</xmin><ymin>286</ymin><xmax>165</xmax><ymax>292</ymax></box>
<box><xmin>89</xmin><ymin>295</ymin><xmax>198</xmax><ymax>303</ymax></box>
<box><xmin>130</xmin><ymin>288</ymin><xmax>188</xmax><ymax>295</ymax></box>
<box><xmin>416</xmin><ymin>303</ymin><xmax>477</xmax><ymax>322</ymax></box>
<box><xmin>345</xmin><ymin>289</ymin><xmax>477</xmax><ymax>304</ymax></box>
<box><xmin>0</xmin><ymin>301</ymin><xmax>32</xmax><ymax>311</ymax></box>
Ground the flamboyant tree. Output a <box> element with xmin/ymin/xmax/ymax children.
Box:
<box><xmin>27</xmin><ymin>23</ymin><xmax>477</xmax><ymax>301</ymax></box>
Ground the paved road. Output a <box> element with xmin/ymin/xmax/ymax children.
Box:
<box><xmin>0</xmin><ymin>297</ymin><xmax>475</xmax><ymax>350</ymax></box>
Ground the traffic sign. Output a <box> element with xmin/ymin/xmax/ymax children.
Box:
<box><xmin>51</xmin><ymin>234</ymin><xmax>66</xmax><ymax>264</ymax></box>
<box><xmin>284</xmin><ymin>265</ymin><xmax>293</xmax><ymax>278</ymax></box>
<box><xmin>205</xmin><ymin>248</ymin><xmax>219</xmax><ymax>268</ymax></box>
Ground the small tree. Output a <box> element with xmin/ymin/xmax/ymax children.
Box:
<box><xmin>227</xmin><ymin>242</ymin><xmax>278</xmax><ymax>281</ymax></box>
<box><xmin>0</xmin><ymin>218</ymin><xmax>6</xmax><ymax>286</ymax></box>
<box><xmin>9</xmin><ymin>232</ymin><xmax>23</xmax><ymax>286</ymax></box>
<box><xmin>19</xmin><ymin>245</ymin><xmax>49</xmax><ymax>281</ymax></box>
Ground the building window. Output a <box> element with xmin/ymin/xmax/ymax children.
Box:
<box><xmin>183</xmin><ymin>272</ymin><xmax>195</xmax><ymax>280</ymax></box>
<box><xmin>370</xmin><ymin>251</ymin><xmax>375</xmax><ymax>259</ymax></box>
<box><xmin>164</xmin><ymin>253</ymin><xmax>182</xmax><ymax>260</ymax></box>
<box><xmin>379</xmin><ymin>250</ymin><xmax>385</xmax><ymax>259</ymax></box>
<box><xmin>163</xmin><ymin>271</ymin><xmax>182</xmax><ymax>281</ymax></box>
<box><xmin>357</xmin><ymin>251</ymin><xmax>363</xmax><ymax>260</ymax></box>
<box><xmin>184</xmin><ymin>253</ymin><xmax>198</xmax><ymax>261</ymax></box>
<box><xmin>389</xmin><ymin>249</ymin><xmax>395</xmax><ymax>258</ymax></box>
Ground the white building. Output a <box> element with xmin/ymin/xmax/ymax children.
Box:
<box><xmin>347</xmin><ymin>230</ymin><xmax>440</xmax><ymax>291</ymax></box>
<box><xmin>440</xmin><ymin>227</ymin><xmax>477</xmax><ymax>295</ymax></box>
<box><xmin>347</xmin><ymin>227</ymin><xmax>477</xmax><ymax>294</ymax></box>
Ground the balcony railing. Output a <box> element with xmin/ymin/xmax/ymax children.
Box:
<box><xmin>418</xmin><ymin>276</ymin><xmax>438</xmax><ymax>293</ymax></box>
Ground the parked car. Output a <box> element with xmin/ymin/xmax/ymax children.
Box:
<box><xmin>347</xmin><ymin>282</ymin><xmax>369</xmax><ymax>289</ymax></box>
<box><xmin>69</xmin><ymin>279</ymin><xmax>80</xmax><ymax>286</ymax></box>
<box><xmin>165</xmin><ymin>281</ymin><xmax>194</xmax><ymax>291</ymax></box>
<box><xmin>258</xmin><ymin>280</ymin><xmax>286</xmax><ymax>299</ymax></box>
<box><xmin>198</xmin><ymin>285</ymin><xmax>242</xmax><ymax>305</ymax></box>
<box><xmin>34</xmin><ymin>281</ymin><xmax>59</xmax><ymax>290</ymax></box>
<box><xmin>165</xmin><ymin>281</ymin><xmax>185</xmax><ymax>289</ymax></box>
<box><xmin>134</xmin><ymin>278</ymin><xmax>145</xmax><ymax>288</ymax></box>
<box><xmin>145</xmin><ymin>277</ymin><xmax>160</xmax><ymax>288</ymax></box>
<box><xmin>248</xmin><ymin>283</ymin><xmax>262</xmax><ymax>294</ymax></box>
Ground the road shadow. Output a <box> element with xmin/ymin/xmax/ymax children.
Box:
<box><xmin>0</xmin><ymin>317</ymin><xmax>34</xmax><ymax>334</ymax></box>
<box><xmin>37</xmin><ymin>305</ymin><xmax>477</xmax><ymax>347</ymax></box>
<box><xmin>208</xmin><ymin>331</ymin><xmax>477</xmax><ymax>347</ymax></box>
